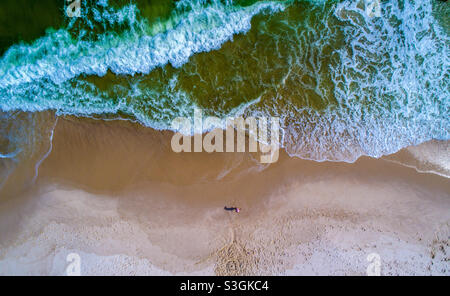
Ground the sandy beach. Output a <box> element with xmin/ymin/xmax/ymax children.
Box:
<box><xmin>0</xmin><ymin>117</ymin><xmax>448</xmax><ymax>275</ymax></box>
<box><xmin>0</xmin><ymin>0</ymin><xmax>449</xmax><ymax>278</ymax></box>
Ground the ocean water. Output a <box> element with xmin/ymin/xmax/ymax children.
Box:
<box><xmin>0</xmin><ymin>0</ymin><xmax>449</xmax><ymax>193</ymax></box>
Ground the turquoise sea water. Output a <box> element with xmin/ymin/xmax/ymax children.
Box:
<box><xmin>0</xmin><ymin>0</ymin><xmax>448</xmax><ymax>191</ymax></box>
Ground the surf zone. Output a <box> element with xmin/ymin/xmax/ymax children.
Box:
<box><xmin>170</xmin><ymin>108</ymin><xmax>281</xmax><ymax>164</ymax></box>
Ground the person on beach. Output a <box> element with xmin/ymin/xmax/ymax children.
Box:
<box><xmin>224</xmin><ymin>206</ymin><xmax>240</xmax><ymax>213</ymax></box>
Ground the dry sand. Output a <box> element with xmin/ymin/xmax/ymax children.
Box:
<box><xmin>0</xmin><ymin>117</ymin><xmax>448</xmax><ymax>275</ymax></box>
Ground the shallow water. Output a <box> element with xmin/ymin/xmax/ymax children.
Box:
<box><xmin>0</xmin><ymin>0</ymin><xmax>449</xmax><ymax>195</ymax></box>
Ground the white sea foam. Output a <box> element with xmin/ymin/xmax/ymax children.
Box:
<box><xmin>0</xmin><ymin>0</ymin><xmax>448</xmax><ymax>164</ymax></box>
<box><xmin>246</xmin><ymin>0</ymin><xmax>449</xmax><ymax>162</ymax></box>
<box><xmin>0</xmin><ymin>1</ymin><xmax>284</xmax><ymax>88</ymax></box>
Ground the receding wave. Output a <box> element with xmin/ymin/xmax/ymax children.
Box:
<box><xmin>0</xmin><ymin>0</ymin><xmax>448</xmax><ymax>164</ymax></box>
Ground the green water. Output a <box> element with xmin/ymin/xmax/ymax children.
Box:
<box><xmin>0</xmin><ymin>0</ymin><xmax>448</xmax><ymax>164</ymax></box>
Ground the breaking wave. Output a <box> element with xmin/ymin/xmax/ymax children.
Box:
<box><xmin>0</xmin><ymin>0</ymin><xmax>448</xmax><ymax>165</ymax></box>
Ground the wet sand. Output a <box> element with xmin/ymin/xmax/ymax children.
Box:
<box><xmin>0</xmin><ymin>117</ymin><xmax>449</xmax><ymax>275</ymax></box>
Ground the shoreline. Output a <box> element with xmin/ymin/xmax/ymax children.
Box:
<box><xmin>0</xmin><ymin>116</ymin><xmax>448</xmax><ymax>275</ymax></box>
